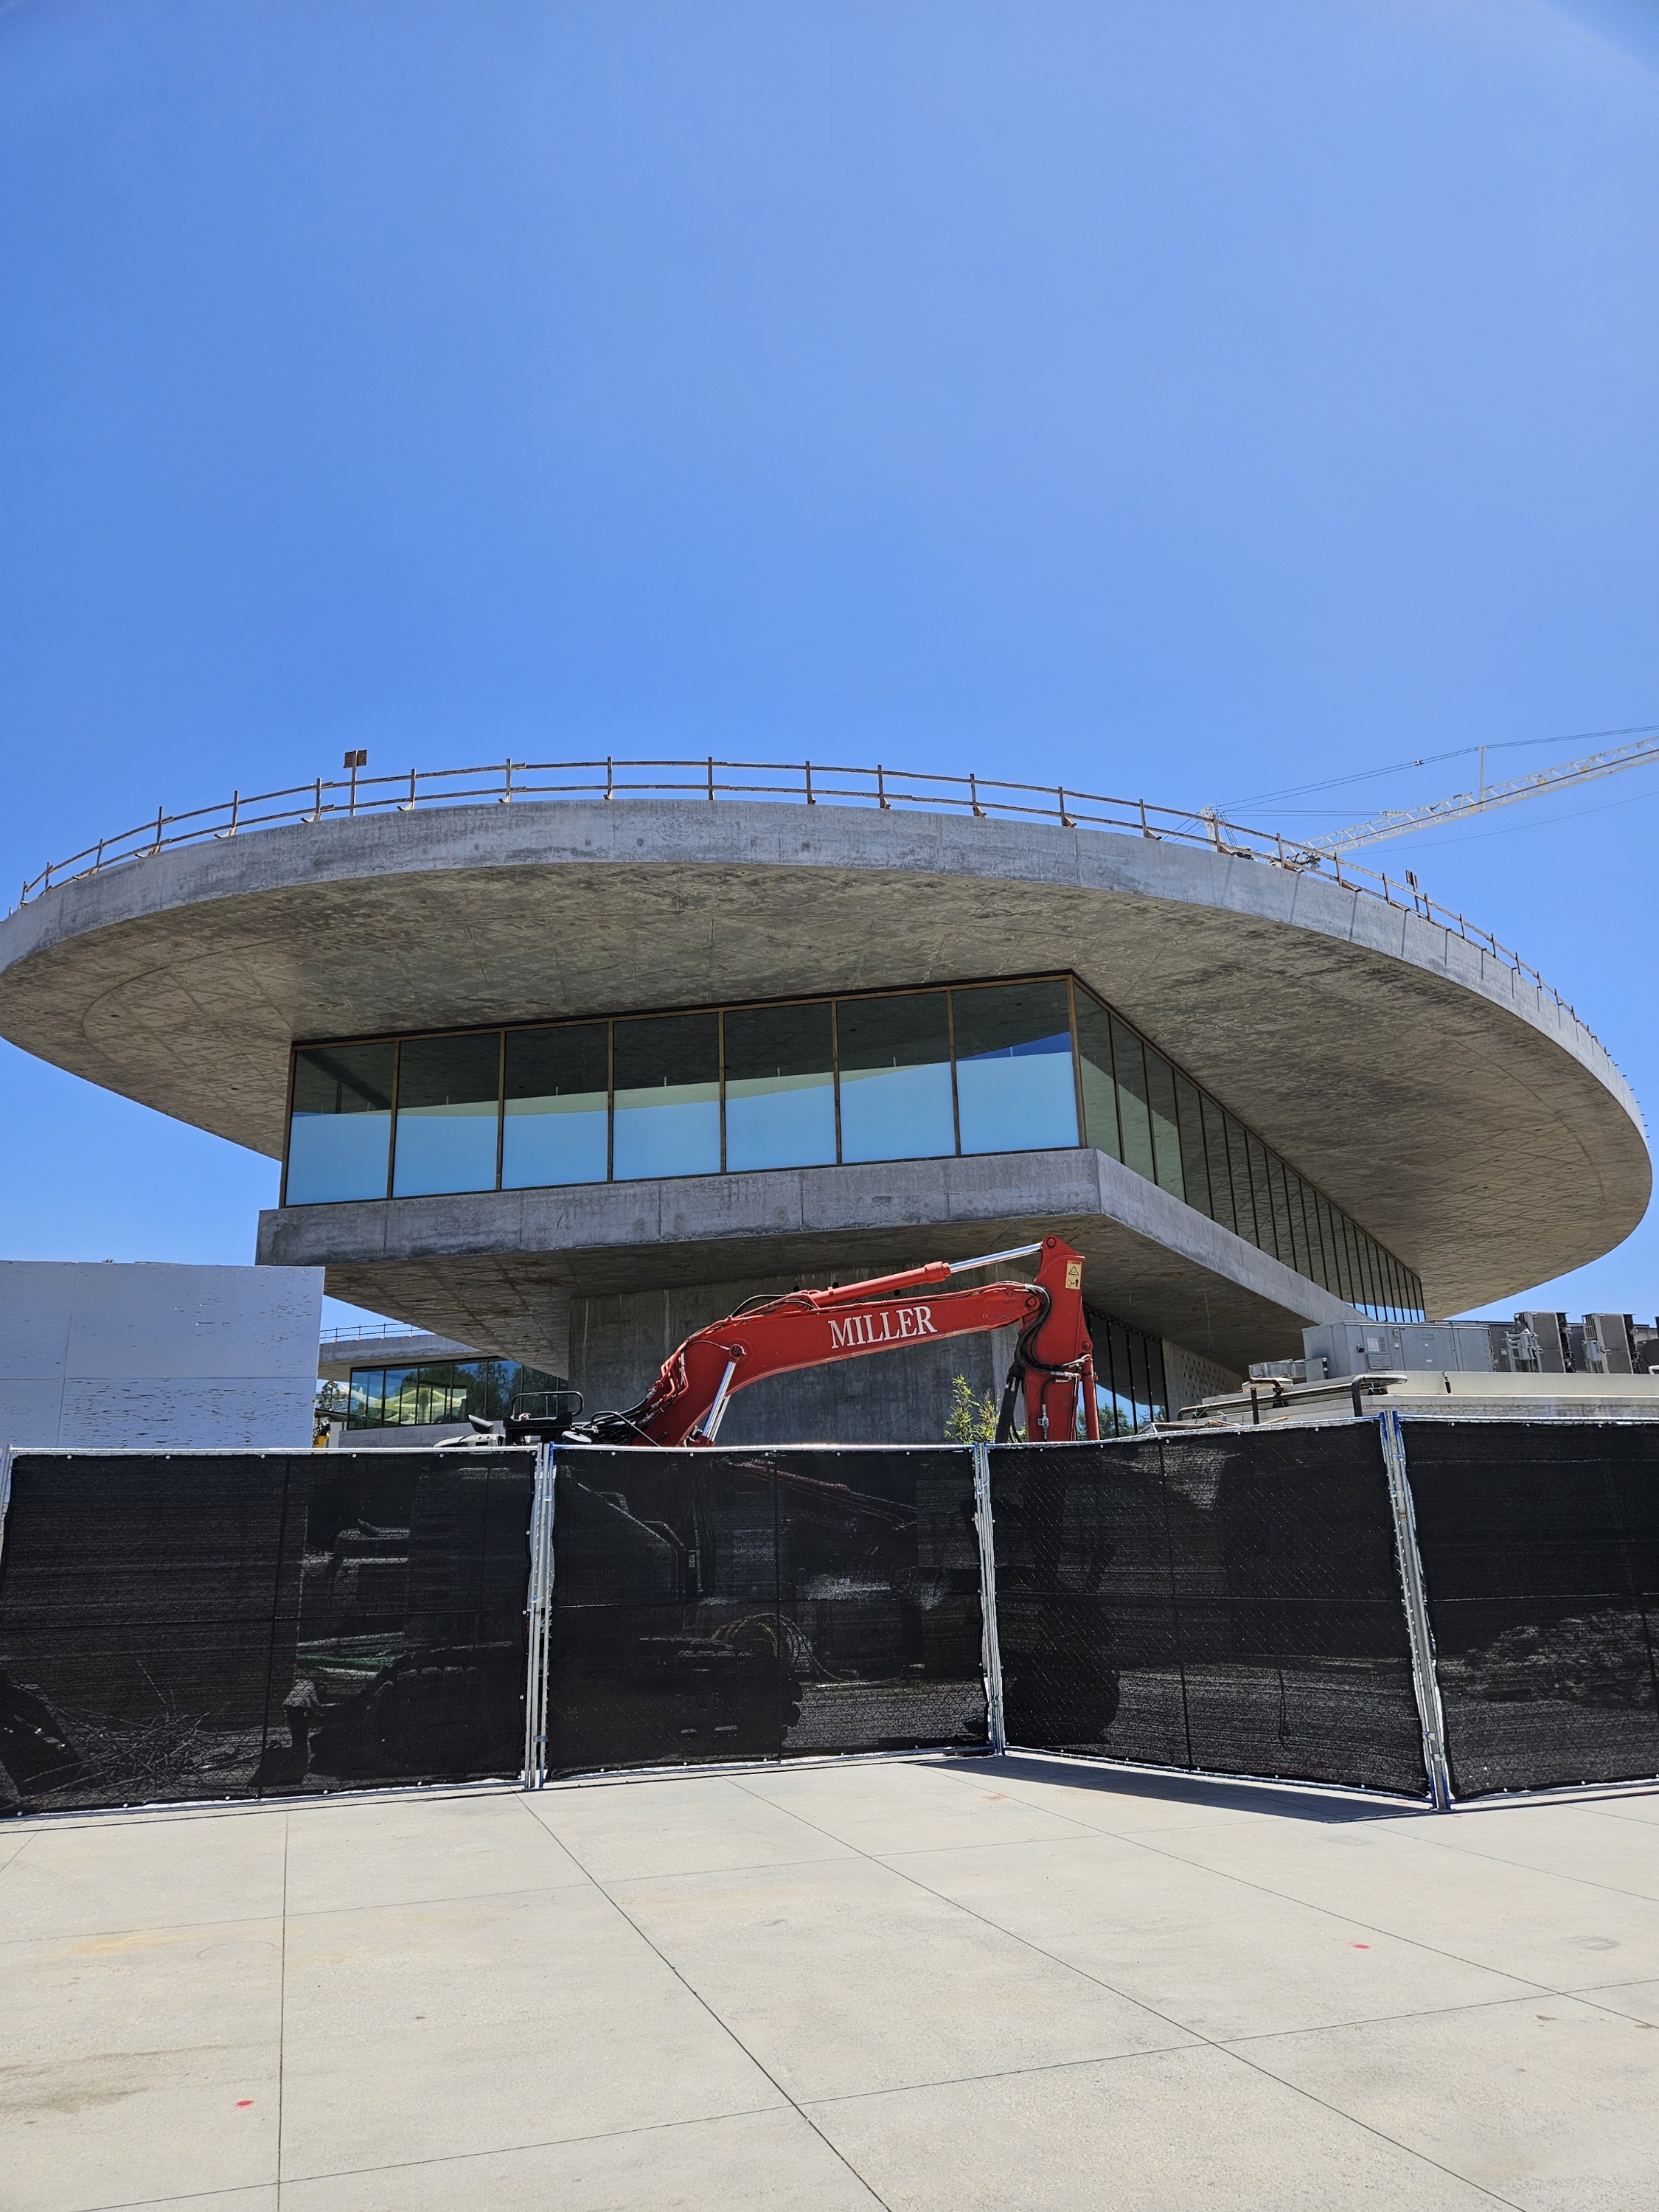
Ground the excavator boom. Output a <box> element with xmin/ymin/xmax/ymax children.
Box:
<box><xmin>575</xmin><ymin>1235</ymin><xmax>1099</xmax><ymax>1448</ymax></box>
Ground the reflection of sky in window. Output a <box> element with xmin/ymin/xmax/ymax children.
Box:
<box><xmin>504</xmin><ymin>1094</ymin><xmax>607</xmax><ymax>1186</ymax></box>
<box><xmin>726</xmin><ymin>1071</ymin><xmax>835</xmax><ymax>1169</ymax></box>
<box><xmin>393</xmin><ymin>1102</ymin><xmax>498</xmax><ymax>1196</ymax></box>
<box><xmin>956</xmin><ymin>1031</ymin><xmax>1077</xmax><ymax>1155</ymax></box>
<box><xmin>724</xmin><ymin>1003</ymin><xmax>836</xmax><ymax>1169</ymax></box>
<box><xmin>503</xmin><ymin>1026</ymin><xmax>608</xmax><ymax>1188</ymax></box>
<box><xmin>288</xmin><ymin>1113</ymin><xmax>391</xmax><ymax>1203</ymax></box>
<box><xmin>613</xmin><ymin>1085</ymin><xmax>720</xmax><ymax>1178</ymax></box>
<box><xmin>838</xmin><ymin>1062</ymin><xmax>955</xmax><ymax>1163</ymax></box>
<box><xmin>393</xmin><ymin>1037</ymin><xmax>500</xmax><ymax>1197</ymax></box>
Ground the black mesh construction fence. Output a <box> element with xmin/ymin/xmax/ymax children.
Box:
<box><xmin>0</xmin><ymin>1448</ymin><xmax>536</xmax><ymax>1814</ymax></box>
<box><xmin>988</xmin><ymin>1429</ymin><xmax>1430</xmax><ymax>1796</ymax></box>
<box><xmin>1400</xmin><ymin>1419</ymin><xmax>1659</xmax><ymax>1798</ymax></box>
<box><xmin>546</xmin><ymin>1444</ymin><xmax>986</xmax><ymax>1776</ymax></box>
<box><xmin>8</xmin><ymin>1422</ymin><xmax>1659</xmax><ymax>1814</ymax></box>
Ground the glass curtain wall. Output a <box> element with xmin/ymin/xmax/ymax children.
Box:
<box><xmin>347</xmin><ymin>1357</ymin><xmax>565</xmax><ymax>1429</ymax></box>
<box><xmin>287</xmin><ymin>976</ymin><xmax>1423</xmax><ymax>1321</ymax></box>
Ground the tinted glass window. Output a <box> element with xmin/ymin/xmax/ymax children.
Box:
<box><xmin>287</xmin><ymin>1043</ymin><xmax>395</xmax><ymax>1203</ymax></box>
<box><xmin>347</xmin><ymin>1368</ymin><xmax>386</xmax><ymax>1427</ymax></box>
<box><xmin>724</xmin><ymin>1002</ymin><xmax>837</xmax><ymax>1170</ymax></box>
<box><xmin>1074</xmin><ymin>992</ymin><xmax>1121</xmax><ymax>1160</ymax></box>
<box><xmin>392</xmin><ymin>1034</ymin><xmax>501</xmax><ymax>1198</ymax></box>
<box><xmin>952</xmin><ymin>981</ymin><xmax>1077</xmax><ymax>1155</ymax></box>
<box><xmin>1110</xmin><ymin>1020</ymin><xmax>1156</xmax><ymax>1183</ymax></box>
<box><xmin>612</xmin><ymin>1014</ymin><xmax>720</xmax><ymax>1180</ymax></box>
<box><xmin>1175</xmin><ymin>1075</ymin><xmax>1211</xmax><ymax>1216</ymax></box>
<box><xmin>503</xmin><ymin>1023</ymin><xmax>609</xmax><ymax>1189</ymax></box>
<box><xmin>836</xmin><ymin>992</ymin><xmax>955</xmax><ymax>1163</ymax></box>
<box><xmin>1200</xmin><ymin>1095</ymin><xmax>1236</xmax><ymax>1235</ymax></box>
<box><xmin>1144</xmin><ymin>1049</ymin><xmax>1185</xmax><ymax>1202</ymax></box>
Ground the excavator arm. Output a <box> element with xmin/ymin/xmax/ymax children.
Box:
<box><xmin>572</xmin><ymin>1235</ymin><xmax>1100</xmax><ymax>1448</ymax></box>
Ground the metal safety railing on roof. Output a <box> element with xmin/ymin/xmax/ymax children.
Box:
<box><xmin>12</xmin><ymin>754</ymin><xmax>1596</xmax><ymax>1044</ymax></box>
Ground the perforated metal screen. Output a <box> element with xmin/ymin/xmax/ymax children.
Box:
<box><xmin>1402</xmin><ymin>1420</ymin><xmax>1659</xmax><ymax>1796</ymax></box>
<box><xmin>988</xmin><ymin>1430</ymin><xmax>1430</xmax><ymax>1797</ymax></box>
<box><xmin>547</xmin><ymin>1444</ymin><xmax>986</xmax><ymax>1776</ymax></box>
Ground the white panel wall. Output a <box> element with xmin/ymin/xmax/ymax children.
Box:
<box><xmin>0</xmin><ymin>1263</ymin><xmax>324</xmax><ymax>1450</ymax></box>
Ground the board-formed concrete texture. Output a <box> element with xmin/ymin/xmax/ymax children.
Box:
<box><xmin>0</xmin><ymin>798</ymin><xmax>1647</xmax><ymax>1393</ymax></box>
<box><xmin>0</xmin><ymin>1260</ymin><xmax>324</xmax><ymax>1450</ymax></box>
<box><xmin>5</xmin><ymin>1756</ymin><xmax>1659</xmax><ymax>2211</ymax></box>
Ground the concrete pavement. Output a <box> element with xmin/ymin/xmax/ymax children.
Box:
<box><xmin>4</xmin><ymin>1753</ymin><xmax>1658</xmax><ymax>2209</ymax></box>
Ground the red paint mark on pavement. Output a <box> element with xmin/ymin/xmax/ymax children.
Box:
<box><xmin>1351</xmin><ymin>1943</ymin><xmax>1370</xmax><ymax>1950</ymax></box>
<box><xmin>236</xmin><ymin>2100</ymin><xmax>254</xmax><ymax>2108</ymax></box>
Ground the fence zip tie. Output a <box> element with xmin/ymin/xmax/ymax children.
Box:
<box><xmin>521</xmin><ymin>1443</ymin><xmax>557</xmax><ymax>1790</ymax></box>
<box><xmin>970</xmin><ymin>1441</ymin><xmax>1007</xmax><ymax>1756</ymax></box>
<box><xmin>1378</xmin><ymin>1410</ymin><xmax>1453</xmax><ymax>1809</ymax></box>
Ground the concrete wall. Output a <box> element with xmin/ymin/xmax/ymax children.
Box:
<box><xmin>0</xmin><ymin>1262</ymin><xmax>324</xmax><ymax>1450</ymax></box>
<box><xmin>1163</xmin><ymin>1341</ymin><xmax>1242</xmax><ymax>1416</ymax></box>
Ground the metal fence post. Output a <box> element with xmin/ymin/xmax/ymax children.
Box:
<box><xmin>1378</xmin><ymin>1410</ymin><xmax>1453</xmax><ymax>1809</ymax></box>
<box><xmin>971</xmin><ymin>1441</ymin><xmax>1007</xmax><ymax>1755</ymax></box>
<box><xmin>522</xmin><ymin>1444</ymin><xmax>557</xmax><ymax>1790</ymax></box>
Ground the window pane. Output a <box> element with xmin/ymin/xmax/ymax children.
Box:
<box><xmin>1111</xmin><ymin>1020</ymin><xmax>1157</xmax><ymax>1183</ymax></box>
<box><xmin>836</xmin><ymin>992</ymin><xmax>955</xmax><ymax>1163</ymax></box>
<box><xmin>1144</xmin><ymin>1050</ymin><xmax>1185</xmax><ymax>1202</ymax></box>
<box><xmin>952</xmin><ymin>981</ymin><xmax>1078</xmax><ymax>1155</ymax></box>
<box><xmin>1267</xmin><ymin>1155</ymin><xmax>1295</xmax><ymax>1271</ymax></box>
<box><xmin>347</xmin><ymin>1368</ymin><xmax>384</xmax><ymax>1427</ymax></box>
<box><xmin>503</xmin><ymin>1023</ymin><xmax>609</xmax><ymax>1189</ymax></box>
<box><xmin>392</xmin><ymin>1034</ymin><xmax>501</xmax><ymax>1197</ymax></box>
<box><xmin>1175</xmin><ymin>1076</ymin><xmax>1211</xmax><ymax>1217</ymax></box>
<box><xmin>1074</xmin><ymin>992</ymin><xmax>1121</xmax><ymax>1159</ymax></box>
<box><xmin>381</xmin><ymin>1366</ymin><xmax>417</xmax><ymax>1425</ymax></box>
<box><xmin>287</xmin><ymin>1043</ymin><xmax>394</xmax><ymax>1203</ymax></box>
<box><xmin>613</xmin><ymin>1013</ymin><xmax>720</xmax><ymax>1180</ymax></box>
<box><xmin>1225</xmin><ymin>1116</ymin><xmax>1258</xmax><ymax>1244</ymax></box>
<box><xmin>1200</xmin><ymin>1096</ymin><xmax>1236</xmax><ymax>1234</ymax></box>
<box><xmin>1246</xmin><ymin>1134</ymin><xmax>1279</xmax><ymax>1261</ymax></box>
<box><xmin>724</xmin><ymin>1002</ymin><xmax>837</xmax><ymax>1170</ymax></box>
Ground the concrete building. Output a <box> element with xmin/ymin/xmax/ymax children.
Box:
<box><xmin>0</xmin><ymin>768</ymin><xmax>1647</xmax><ymax>1441</ymax></box>
<box><xmin>0</xmin><ymin>1261</ymin><xmax>322</xmax><ymax>1449</ymax></box>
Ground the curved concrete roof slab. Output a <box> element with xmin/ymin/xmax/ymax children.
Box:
<box><xmin>0</xmin><ymin>799</ymin><xmax>1646</xmax><ymax>1317</ymax></box>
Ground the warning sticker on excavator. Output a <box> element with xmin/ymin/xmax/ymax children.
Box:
<box><xmin>1065</xmin><ymin>1262</ymin><xmax>1083</xmax><ymax>1290</ymax></box>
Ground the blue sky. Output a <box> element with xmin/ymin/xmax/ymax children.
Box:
<box><xmin>1</xmin><ymin>0</ymin><xmax>1655</xmax><ymax>1326</ymax></box>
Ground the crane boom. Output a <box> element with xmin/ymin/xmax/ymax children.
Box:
<box><xmin>1304</xmin><ymin>730</ymin><xmax>1659</xmax><ymax>856</ymax></box>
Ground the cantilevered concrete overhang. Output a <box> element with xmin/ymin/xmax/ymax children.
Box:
<box><xmin>0</xmin><ymin>798</ymin><xmax>1647</xmax><ymax>1321</ymax></box>
<box><xmin>257</xmin><ymin>1146</ymin><xmax>1360</xmax><ymax>1377</ymax></box>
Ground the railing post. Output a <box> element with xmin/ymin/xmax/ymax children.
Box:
<box><xmin>707</xmin><ymin>755</ymin><xmax>715</xmax><ymax>801</ymax></box>
<box><xmin>877</xmin><ymin>764</ymin><xmax>889</xmax><ymax>810</ymax></box>
<box><xmin>971</xmin><ymin>1441</ymin><xmax>1006</xmax><ymax>1755</ymax></box>
<box><xmin>522</xmin><ymin>1442</ymin><xmax>557</xmax><ymax>1790</ymax></box>
<box><xmin>804</xmin><ymin>759</ymin><xmax>815</xmax><ymax>805</ymax></box>
<box><xmin>1378</xmin><ymin>1409</ymin><xmax>1452</xmax><ymax>1809</ymax></box>
<box><xmin>1058</xmin><ymin>786</ymin><xmax>1074</xmax><ymax>828</ymax></box>
<box><xmin>152</xmin><ymin>806</ymin><xmax>164</xmax><ymax>855</ymax></box>
<box><xmin>605</xmin><ymin>756</ymin><xmax>614</xmax><ymax>801</ymax></box>
<box><xmin>969</xmin><ymin>773</ymin><xmax>984</xmax><ymax>818</ymax></box>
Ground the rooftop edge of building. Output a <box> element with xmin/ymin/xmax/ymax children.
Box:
<box><xmin>0</xmin><ymin>797</ymin><xmax>1647</xmax><ymax>1318</ymax></box>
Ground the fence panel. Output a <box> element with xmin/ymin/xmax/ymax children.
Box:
<box><xmin>1402</xmin><ymin>1421</ymin><xmax>1659</xmax><ymax>1797</ymax></box>
<box><xmin>280</xmin><ymin>1447</ymin><xmax>538</xmax><ymax>1795</ymax></box>
<box><xmin>988</xmin><ymin>1430</ymin><xmax>1430</xmax><ymax>1797</ymax></box>
<box><xmin>0</xmin><ymin>1447</ymin><xmax>537</xmax><ymax>1815</ymax></box>
<box><xmin>0</xmin><ymin>1451</ymin><xmax>306</xmax><ymax>1814</ymax></box>
<box><xmin>546</xmin><ymin>1444</ymin><xmax>986</xmax><ymax>1777</ymax></box>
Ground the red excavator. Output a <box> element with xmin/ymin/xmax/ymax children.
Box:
<box><xmin>560</xmin><ymin>1234</ymin><xmax>1099</xmax><ymax>1447</ymax></box>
